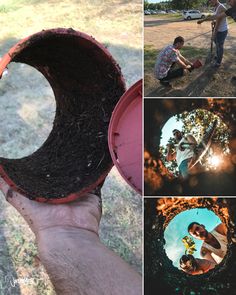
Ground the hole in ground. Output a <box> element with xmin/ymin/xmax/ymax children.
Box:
<box><xmin>164</xmin><ymin>208</ymin><xmax>226</xmax><ymax>275</ymax></box>
<box><xmin>159</xmin><ymin>109</ymin><xmax>230</xmax><ymax>178</ymax></box>
<box><xmin>144</xmin><ymin>197</ymin><xmax>236</xmax><ymax>295</ymax></box>
<box><xmin>144</xmin><ymin>98</ymin><xmax>236</xmax><ymax>196</ymax></box>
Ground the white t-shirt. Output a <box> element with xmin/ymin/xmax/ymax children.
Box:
<box><xmin>202</xmin><ymin>229</ymin><xmax>227</xmax><ymax>264</ymax></box>
<box><xmin>176</xmin><ymin>137</ymin><xmax>194</xmax><ymax>167</ymax></box>
<box><xmin>214</xmin><ymin>3</ymin><xmax>228</xmax><ymax>32</ymax></box>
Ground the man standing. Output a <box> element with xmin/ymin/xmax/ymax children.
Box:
<box><xmin>188</xmin><ymin>222</ymin><xmax>227</xmax><ymax>264</ymax></box>
<box><xmin>154</xmin><ymin>36</ymin><xmax>193</xmax><ymax>86</ymax></box>
<box><xmin>199</xmin><ymin>0</ymin><xmax>228</xmax><ymax>67</ymax></box>
<box><xmin>198</xmin><ymin>0</ymin><xmax>236</xmax><ymax>26</ymax></box>
<box><xmin>166</xmin><ymin>129</ymin><xmax>197</xmax><ymax>178</ymax></box>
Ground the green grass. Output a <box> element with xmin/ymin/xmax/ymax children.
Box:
<box><xmin>144</xmin><ymin>44</ymin><xmax>157</xmax><ymax>73</ymax></box>
<box><xmin>0</xmin><ymin>0</ymin><xmax>142</xmax><ymax>293</ymax></box>
<box><xmin>144</xmin><ymin>44</ymin><xmax>209</xmax><ymax>92</ymax></box>
<box><xmin>144</xmin><ymin>44</ymin><xmax>208</xmax><ymax>74</ymax></box>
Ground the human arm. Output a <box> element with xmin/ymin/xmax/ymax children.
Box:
<box><xmin>176</xmin><ymin>57</ymin><xmax>192</xmax><ymax>70</ymax></box>
<box><xmin>178</xmin><ymin>53</ymin><xmax>193</xmax><ymax>67</ymax></box>
<box><xmin>215</xmin><ymin>223</ymin><xmax>227</xmax><ymax>236</ymax></box>
<box><xmin>193</xmin><ymin>258</ymin><xmax>216</xmax><ymax>275</ymax></box>
<box><xmin>186</xmin><ymin>134</ymin><xmax>197</xmax><ymax>145</ymax></box>
<box><xmin>166</xmin><ymin>144</ymin><xmax>176</xmax><ymax>161</ymax></box>
<box><xmin>200</xmin><ymin>246</ymin><xmax>217</xmax><ymax>264</ymax></box>
<box><xmin>197</xmin><ymin>11</ymin><xmax>226</xmax><ymax>24</ymax></box>
<box><xmin>0</xmin><ymin>178</ymin><xmax>141</xmax><ymax>295</ymax></box>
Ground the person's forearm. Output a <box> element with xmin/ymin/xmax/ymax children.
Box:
<box><xmin>37</xmin><ymin>227</ymin><xmax>141</xmax><ymax>295</ymax></box>
<box><xmin>179</xmin><ymin>55</ymin><xmax>192</xmax><ymax>66</ymax></box>
<box><xmin>204</xmin><ymin>15</ymin><xmax>217</xmax><ymax>22</ymax></box>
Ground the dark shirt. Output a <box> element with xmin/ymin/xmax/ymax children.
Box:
<box><xmin>225</xmin><ymin>6</ymin><xmax>236</xmax><ymax>21</ymax></box>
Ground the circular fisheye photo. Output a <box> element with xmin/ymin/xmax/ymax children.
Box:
<box><xmin>164</xmin><ymin>208</ymin><xmax>227</xmax><ymax>275</ymax></box>
<box><xmin>160</xmin><ymin>109</ymin><xmax>230</xmax><ymax>179</ymax></box>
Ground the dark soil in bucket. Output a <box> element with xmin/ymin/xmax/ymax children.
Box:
<box><xmin>0</xmin><ymin>28</ymin><xmax>126</xmax><ymax>201</ymax></box>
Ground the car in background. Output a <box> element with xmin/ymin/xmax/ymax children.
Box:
<box><xmin>183</xmin><ymin>10</ymin><xmax>205</xmax><ymax>20</ymax></box>
<box><xmin>158</xmin><ymin>10</ymin><xmax>167</xmax><ymax>14</ymax></box>
<box><xmin>144</xmin><ymin>10</ymin><xmax>151</xmax><ymax>15</ymax></box>
<box><xmin>169</xmin><ymin>10</ymin><xmax>177</xmax><ymax>14</ymax></box>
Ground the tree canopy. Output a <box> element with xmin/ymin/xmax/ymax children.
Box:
<box><xmin>145</xmin><ymin>0</ymin><xmax>208</xmax><ymax>10</ymax></box>
<box><xmin>160</xmin><ymin>109</ymin><xmax>230</xmax><ymax>176</ymax></box>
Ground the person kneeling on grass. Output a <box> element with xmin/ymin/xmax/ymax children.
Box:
<box><xmin>154</xmin><ymin>36</ymin><xmax>193</xmax><ymax>87</ymax></box>
<box><xmin>180</xmin><ymin>254</ymin><xmax>216</xmax><ymax>275</ymax></box>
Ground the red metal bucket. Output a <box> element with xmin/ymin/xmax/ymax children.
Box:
<box><xmin>0</xmin><ymin>28</ymin><xmax>126</xmax><ymax>203</ymax></box>
<box><xmin>108</xmin><ymin>80</ymin><xmax>142</xmax><ymax>194</ymax></box>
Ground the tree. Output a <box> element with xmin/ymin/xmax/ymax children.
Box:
<box><xmin>171</xmin><ymin>0</ymin><xmax>207</xmax><ymax>10</ymax></box>
<box><xmin>144</xmin><ymin>0</ymin><xmax>149</xmax><ymax>10</ymax></box>
<box><xmin>159</xmin><ymin>109</ymin><xmax>230</xmax><ymax>176</ymax></box>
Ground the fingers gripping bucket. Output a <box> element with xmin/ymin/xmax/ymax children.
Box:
<box><xmin>0</xmin><ymin>28</ymin><xmax>126</xmax><ymax>203</ymax></box>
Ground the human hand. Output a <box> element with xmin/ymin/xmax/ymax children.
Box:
<box><xmin>0</xmin><ymin>177</ymin><xmax>102</xmax><ymax>237</ymax></box>
<box><xmin>167</xmin><ymin>143</ymin><xmax>173</xmax><ymax>151</ymax></box>
<box><xmin>0</xmin><ymin>177</ymin><xmax>141</xmax><ymax>295</ymax></box>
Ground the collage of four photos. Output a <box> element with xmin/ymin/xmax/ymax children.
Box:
<box><xmin>0</xmin><ymin>0</ymin><xmax>235</xmax><ymax>295</ymax></box>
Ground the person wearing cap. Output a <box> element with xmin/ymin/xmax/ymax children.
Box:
<box><xmin>179</xmin><ymin>254</ymin><xmax>216</xmax><ymax>275</ymax></box>
<box><xmin>154</xmin><ymin>36</ymin><xmax>193</xmax><ymax>87</ymax></box>
<box><xmin>166</xmin><ymin>129</ymin><xmax>197</xmax><ymax>179</ymax></box>
<box><xmin>188</xmin><ymin>222</ymin><xmax>227</xmax><ymax>264</ymax></box>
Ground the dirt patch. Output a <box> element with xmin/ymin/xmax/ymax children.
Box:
<box><xmin>144</xmin><ymin>16</ymin><xmax>236</xmax><ymax>97</ymax></box>
<box><xmin>0</xmin><ymin>29</ymin><xmax>126</xmax><ymax>200</ymax></box>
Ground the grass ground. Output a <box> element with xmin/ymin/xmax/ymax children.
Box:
<box><xmin>144</xmin><ymin>44</ymin><xmax>208</xmax><ymax>93</ymax></box>
<box><xmin>144</xmin><ymin>15</ymin><xmax>236</xmax><ymax>97</ymax></box>
<box><xmin>0</xmin><ymin>1</ymin><xmax>142</xmax><ymax>294</ymax></box>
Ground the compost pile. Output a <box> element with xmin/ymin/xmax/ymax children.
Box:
<box><xmin>0</xmin><ymin>29</ymin><xmax>125</xmax><ymax>200</ymax></box>
<box><xmin>144</xmin><ymin>198</ymin><xmax>236</xmax><ymax>295</ymax></box>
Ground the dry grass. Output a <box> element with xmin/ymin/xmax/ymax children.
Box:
<box><xmin>0</xmin><ymin>1</ymin><xmax>142</xmax><ymax>294</ymax></box>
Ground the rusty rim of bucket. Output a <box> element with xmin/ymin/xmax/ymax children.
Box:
<box><xmin>0</xmin><ymin>28</ymin><xmax>126</xmax><ymax>203</ymax></box>
<box><xmin>108</xmin><ymin>79</ymin><xmax>142</xmax><ymax>195</ymax></box>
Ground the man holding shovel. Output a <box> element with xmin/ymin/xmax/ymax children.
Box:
<box><xmin>166</xmin><ymin>129</ymin><xmax>197</xmax><ymax>179</ymax></box>
<box><xmin>154</xmin><ymin>36</ymin><xmax>193</xmax><ymax>87</ymax></box>
<box><xmin>199</xmin><ymin>0</ymin><xmax>228</xmax><ymax>67</ymax></box>
<box><xmin>198</xmin><ymin>0</ymin><xmax>236</xmax><ymax>23</ymax></box>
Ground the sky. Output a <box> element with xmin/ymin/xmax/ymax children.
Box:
<box><xmin>160</xmin><ymin>115</ymin><xmax>183</xmax><ymax>147</ymax></box>
<box><xmin>164</xmin><ymin>208</ymin><xmax>222</xmax><ymax>268</ymax></box>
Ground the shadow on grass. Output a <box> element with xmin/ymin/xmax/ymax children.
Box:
<box><xmin>144</xmin><ymin>15</ymin><xmax>184</xmax><ymax>28</ymax></box>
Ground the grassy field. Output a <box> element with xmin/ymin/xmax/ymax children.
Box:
<box><xmin>144</xmin><ymin>44</ymin><xmax>208</xmax><ymax>91</ymax></box>
<box><xmin>144</xmin><ymin>14</ymin><xmax>236</xmax><ymax>97</ymax></box>
<box><xmin>0</xmin><ymin>1</ymin><xmax>142</xmax><ymax>294</ymax></box>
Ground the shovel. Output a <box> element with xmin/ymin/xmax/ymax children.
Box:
<box><xmin>205</xmin><ymin>21</ymin><xmax>215</xmax><ymax>65</ymax></box>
